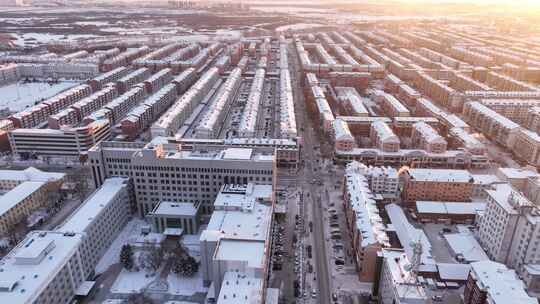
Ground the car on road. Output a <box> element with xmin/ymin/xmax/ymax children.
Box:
<box><xmin>332</xmin><ymin>293</ymin><xmax>338</xmax><ymax>301</ymax></box>
<box><xmin>312</xmin><ymin>289</ymin><xmax>317</xmax><ymax>298</ymax></box>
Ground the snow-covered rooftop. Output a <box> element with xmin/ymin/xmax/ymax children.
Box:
<box><xmin>58</xmin><ymin>178</ymin><xmax>129</xmax><ymax>233</ymax></box>
<box><xmin>201</xmin><ymin>184</ymin><xmax>272</xmax><ymax>243</ymax></box>
<box><xmin>471</xmin><ymin>260</ymin><xmax>537</xmax><ymax>304</ymax></box>
<box><xmin>371</xmin><ymin>121</ymin><xmax>399</xmax><ymax>143</ymax></box>
<box><xmin>416</xmin><ymin>201</ymin><xmax>485</xmax><ymax>215</ymax></box>
<box><xmin>215</xmin><ymin>239</ymin><xmax>265</xmax><ymax>269</ymax></box>
<box><xmin>0</xmin><ymin>167</ymin><xmax>65</xmax><ymax>183</ymax></box>
<box><xmin>151</xmin><ymin>201</ymin><xmax>198</xmax><ymax>217</ymax></box>
<box><xmin>217</xmin><ymin>271</ymin><xmax>263</xmax><ymax>304</ymax></box>
<box><xmin>0</xmin><ymin>181</ymin><xmax>46</xmax><ymax>219</ymax></box>
<box><xmin>413</xmin><ymin>121</ymin><xmax>445</xmax><ymax>144</ymax></box>
<box><xmin>444</xmin><ymin>230</ymin><xmax>489</xmax><ymax>262</ymax></box>
<box><xmin>406</xmin><ymin>168</ymin><xmax>472</xmax><ymax>183</ymax></box>
<box><xmin>333</xmin><ymin>119</ymin><xmax>354</xmax><ymax>141</ymax></box>
<box><xmin>345</xmin><ymin>162</ymin><xmax>389</xmax><ymax>247</ymax></box>
<box><xmin>385</xmin><ymin>204</ymin><xmax>435</xmax><ymax>267</ymax></box>
<box><xmin>381</xmin><ymin>249</ymin><xmax>427</xmax><ymax>301</ymax></box>
<box><xmin>0</xmin><ymin>231</ymin><xmax>83</xmax><ymax>304</ymax></box>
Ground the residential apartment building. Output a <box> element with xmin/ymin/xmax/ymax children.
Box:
<box><xmin>370</xmin><ymin>121</ymin><xmax>400</xmax><ymax>152</ymax></box>
<box><xmin>0</xmin><ymin>167</ymin><xmax>65</xmax><ymax>236</ymax></box>
<box><xmin>411</xmin><ymin>121</ymin><xmax>447</xmax><ymax>153</ymax></box>
<box><xmin>448</xmin><ymin>127</ymin><xmax>486</xmax><ymax>156</ymax></box>
<box><xmin>343</xmin><ymin>162</ymin><xmax>390</xmax><ymax>282</ymax></box>
<box><xmin>511</xmin><ymin>129</ymin><xmax>540</xmax><ymax>167</ymax></box>
<box><xmin>0</xmin><ymin>63</ymin><xmax>19</xmax><ymax>84</ymax></box>
<box><xmin>462</xmin><ymin>101</ymin><xmax>520</xmax><ymax>147</ymax></box>
<box><xmin>374</xmin><ymin>90</ymin><xmax>410</xmax><ymax>118</ymax></box>
<box><xmin>481</xmin><ymin>99</ymin><xmax>539</xmax><ymax>125</ymax></box>
<box><xmin>89</xmin><ymin>139</ymin><xmax>275</xmax><ymax>217</ymax></box>
<box><xmin>401</xmin><ymin>168</ymin><xmax>474</xmax><ymax>205</ymax></box>
<box><xmin>526</xmin><ymin>106</ymin><xmax>540</xmax><ymax>134</ymax></box>
<box><xmin>463</xmin><ymin>261</ymin><xmax>536</xmax><ymax>304</ymax></box>
<box><xmin>476</xmin><ymin>183</ymin><xmax>540</xmax><ymax>292</ymax></box>
<box><xmin>333</xmin><ymin>119</ymin><xmax>356</xmax><ymax>152</ymax></box>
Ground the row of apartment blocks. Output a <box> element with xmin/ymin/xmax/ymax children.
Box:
<box><xmin>131</xmin><ymin>42</ymin><xmax>222</xmax><ymax>74</ymax></box>
<box><xmin>462</xmin><ymin>101</ymin><xmax>540</xmax><ymax>168</ymax></box>
<box><xmin>9</xmin><ymin>84</ymin><xmax>93</xmax><ymax>129</ymax></box>
<box><xmin>7</xmin><ymin>65</ymin><xmax>186</xmax><ymax>156</ymax></box>
<box><xmin>332</xmin><ymin>113</ymin><xmax>486</xmax><ymax>168</ymax></box>
<box><xmin>294</xmin><ymin>32</ymin><xmax>384</xmax><ymax>78</ymax></box>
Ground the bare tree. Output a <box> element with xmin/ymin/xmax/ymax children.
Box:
<box><xmin>70</xmin><ymin>169</ymin><xmax>90</xmax><ymax>201</ymax></box>
<box><xmin>138</xmin><ymin>241</ymin><xmax>164</xmax><ymax>273</ymax></box>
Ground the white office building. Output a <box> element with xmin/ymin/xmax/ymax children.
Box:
<box><xmin>89</xmin><ymin>139</ymin><xmax>275</xmax><ymax>217</ymax></box>
<box><xmin>0</xmin><ymin>231</ymin><xmax>87</xmax><ymax>304</ymax></box>
<box><xmin>200</xmin><ymin>183</ymin><xmax>274</xmax><ymax>303</ymax></box>
<box><xmin>57</xmin><ymin>177</ymin><xmax>132</xmax><ymax>275</ymax></box>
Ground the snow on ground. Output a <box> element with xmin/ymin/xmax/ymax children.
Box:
<box><xmin>0</xmin><ymin>81</ymin><xmax>80</xmax><ymax>112</ymax></box>
<box><xmin>110</xmin><ymin>256</ymin><xmax>160</xmax><ymax>294</ymax></box>
<box><xmin>10</xmin><ymin>33</ymin><xmax>100</xmax><ymax>47</ymax></box>
<box><xmin>167</xmin><ymin>270</ymin><xmax>206</xmax><ymax>296</ymax></box>
<box><xmin>95</xmin><ymin>218</ymin><xmax>148</xmax><ymax>274</ymax></box>
<box><xmin>275</xmin><ymin>23</ymin><xmax>325</xmax><ymax>32</ymax></box>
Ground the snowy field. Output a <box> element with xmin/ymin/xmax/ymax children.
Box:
<box><xmin>275</xmin><ymin>23</ymin><xmax>325</xmax><ymax>32</ymax></box>
<box><xmin>0</xmin><ymin>81</ymin><xmax>80</xmax><ymax>112</ymax></box>
<box><xmin>10</xmin><ymin>33</ymin><xmax>101</xmax><ymax>47</ymax></box>
<box><xmin>99</xmin><ymin>218</ymin><xmax>206</xmax><ymax>296</ymax></box>
<box><xmin>110</xmin><ymin>258</ymin><xmax>160</xmax><ymax>294</ymax></box>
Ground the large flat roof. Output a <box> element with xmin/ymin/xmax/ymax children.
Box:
<box><xmin>58</xmin><ymin>178</ymin><xmax>128</xmax><ymax>233</ymax></box>
<box><xmin>217</xmin><ymin>271</ymin><xmax>263</xmax><ymax>304</ymax></box>
<box><xmin>0</xmin><ymin>231</ymin><xmax>83</xmax><ymax>304</ymax></box>
<box><xmin>471</xmin><ymin>261</ymin><xmax>537</xmax><ymax>304</ymax></box>
<box><xmin>444</xmin><ymin>231</ymin><xmax>489</xmax><ymax>262</ymax></box>
<box><xmin>406</xmin><ymin>168</ymin><xmax>472</xmax><ymax>183</ymax></box>
<box><xmin>151</xmin><ymin>201</ymin><xmax>198</xmax><ymax>217</ymax></box>
<box><xmin>201</xmin><ymin>184</ymin><xmax>272</xmax><ymax>243</ymax></box>
<box><xmin>215</xmin><ymin>239</ymin><xmax>265</xmax><ymax>269</ymax></box>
